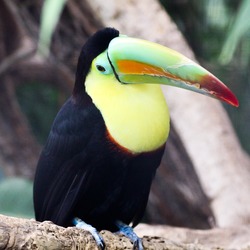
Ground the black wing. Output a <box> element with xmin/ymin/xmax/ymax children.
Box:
<box><xmin>33</xmin><ymin>97</ymin><xmax>103</xmax><ymax>226</ymax></box>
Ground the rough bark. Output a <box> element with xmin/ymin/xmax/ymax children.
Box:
<box><xmin>0</xmin><ymin>214</ymin><xmax>250</xmax><ymax>250</ymax></box>
<box><xmin>85</xmin><ymin>0</ymin><xmax>250</xmax><ymax>227</ymax></box>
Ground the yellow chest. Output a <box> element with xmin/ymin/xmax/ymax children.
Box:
<box><xmin>85</xmin><ymin>70</ymin><xmax>170</xmax><ymax>154</ymax></box>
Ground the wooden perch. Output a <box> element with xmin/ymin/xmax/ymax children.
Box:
<box><xmin>0</xmin><ymin>214</ymin><xmax>250</xmax><ymax>250</ymax></box>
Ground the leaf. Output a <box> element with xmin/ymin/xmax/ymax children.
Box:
<box><xmin>219</xmin><ymin>0</ymin><xmax>250</xmax><ymax>64</ymax></box>
<box><xmin>38</xmin><ymin>0</ymin><xmax>68</xmax><ymax>57</ymax></box>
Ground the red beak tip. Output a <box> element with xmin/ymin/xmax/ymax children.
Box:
<box><xmin>202</xmin><ymin>74</ymin><xmax>239</xmax><ymax>107</ymax></box>
<box><xmin>231</xmin><ymin>98</ymin><xmax>239</xmax><ymax>107</ymax></box>
<box><xmin>222</xmin><ymin>87</ymin><xmax>239</xmax><ymax>107</ymax></box>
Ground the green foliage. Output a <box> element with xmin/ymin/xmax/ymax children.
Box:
<box><xmin>38</xmin><ymin>0</ymin><xmax>68</xmax><ymax>57</ymax></box>
<box><xmin>219</xmin><ymin>0</ymin><xmax>250</xmax><ymax>64</ymax></box>
<box><xmin>0</xmin><ymin>177</ymin><xmax>34</xmax><ymax>218</ymax></box>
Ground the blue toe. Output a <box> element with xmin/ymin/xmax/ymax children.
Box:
<box><xmin>116</xmin><ymin>221</ymin><xmax>143</xmax><ymax>250</ymax></box>
<box><xmin>73</xmin><ymin>217</ymin><xmax>105</xmax><ymax>249</ymax></box>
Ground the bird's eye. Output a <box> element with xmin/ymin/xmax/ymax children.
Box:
<box><xmin>94</xmin><ymin>52</ymin><xmax>112</xmax><ymax>75</ymax></box>
<box><xmin>96</xmin><ymin>65</ymin><xmax>106</xmax><ymax>72</ymax></box>
<box><xmin>95</xmin><ymin>61</ymin><xmax>112</xmax><ymax>75</ymax></box>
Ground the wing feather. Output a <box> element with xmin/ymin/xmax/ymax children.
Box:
<box><xmin>33</xmin><ymin>97</ymin><xmax>100</xmax><ymax>225</ymax></box>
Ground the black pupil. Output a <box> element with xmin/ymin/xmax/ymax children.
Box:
<box><xmin>97</xmin><ymin>65</ymin><xmax>106</xmax><ymax>72</ymax></box>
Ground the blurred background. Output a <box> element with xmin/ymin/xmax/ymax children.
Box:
<box><xmin>0</xmin><ymin>0</ymin><xmax>249</xmax><ymax>227</ymax></box>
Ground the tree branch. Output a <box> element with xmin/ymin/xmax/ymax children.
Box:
<box><xmin>0</xmin><ymin>214</ymin><xmax>249</xmax><ymax>250</ymax></box>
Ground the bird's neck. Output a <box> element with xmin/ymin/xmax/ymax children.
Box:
<box><xmin>85</xmin><ymin>72</ymin><xmax>170</xmax><ymax>154</ymax></box>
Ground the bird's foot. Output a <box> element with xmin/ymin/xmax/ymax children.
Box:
<box><xmin>115</xmin><ymin>221</ymin><xmax>143</xmax><ymax>250</ymax></box>
<box><xmin>73</xmin><ymin>217</ymin><xmax>105</xmax><ymax>249</ymax></box>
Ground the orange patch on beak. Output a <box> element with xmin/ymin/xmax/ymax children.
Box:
<box><xmin>117</xmin><ymin>60</ymin><xmax>181</xmax><ymax>81</ymax></box>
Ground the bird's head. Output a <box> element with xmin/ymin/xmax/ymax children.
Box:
<box><xmin>74</xmin><ymin>27</ymin><xmax>238</xmax><ymax>108</ymax></box>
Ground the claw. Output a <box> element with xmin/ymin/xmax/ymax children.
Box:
<box><xmin>116</xmin><ymin>221</ymin><xmax>143</xmax><ymax>250</ymax></box>
<box><xmin>73</xmin><ymin>217</ymin><xmax>105</xmax><ymax>249</ymax></box>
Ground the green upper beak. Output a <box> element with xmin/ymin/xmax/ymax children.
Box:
<box><xmin>107</xmin><ymin>36</ymin><xmax>239</xmax><ymax>107</ymax></box>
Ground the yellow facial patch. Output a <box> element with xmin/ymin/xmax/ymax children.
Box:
<box><xmin>85</xmin><ymin>60</ymin><xmax>170</xmax><ymax>154</ymax></box>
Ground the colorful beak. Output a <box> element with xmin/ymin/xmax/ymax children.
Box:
<box><xmin>108</xmin><ymin>37</ymin><xmax>239</xmax><ymax>107</ymax></box>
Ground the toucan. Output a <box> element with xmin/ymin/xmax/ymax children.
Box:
<box><xmin>33</xmin><ymin>27</ymin><xmax>238</xmax><ymax>249</ymax></box>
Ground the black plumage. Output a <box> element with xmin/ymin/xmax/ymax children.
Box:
<box><xmin>33</xmin><ymin>28</ymin><xmax>165</xmax><ymax>231</ymax></box>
